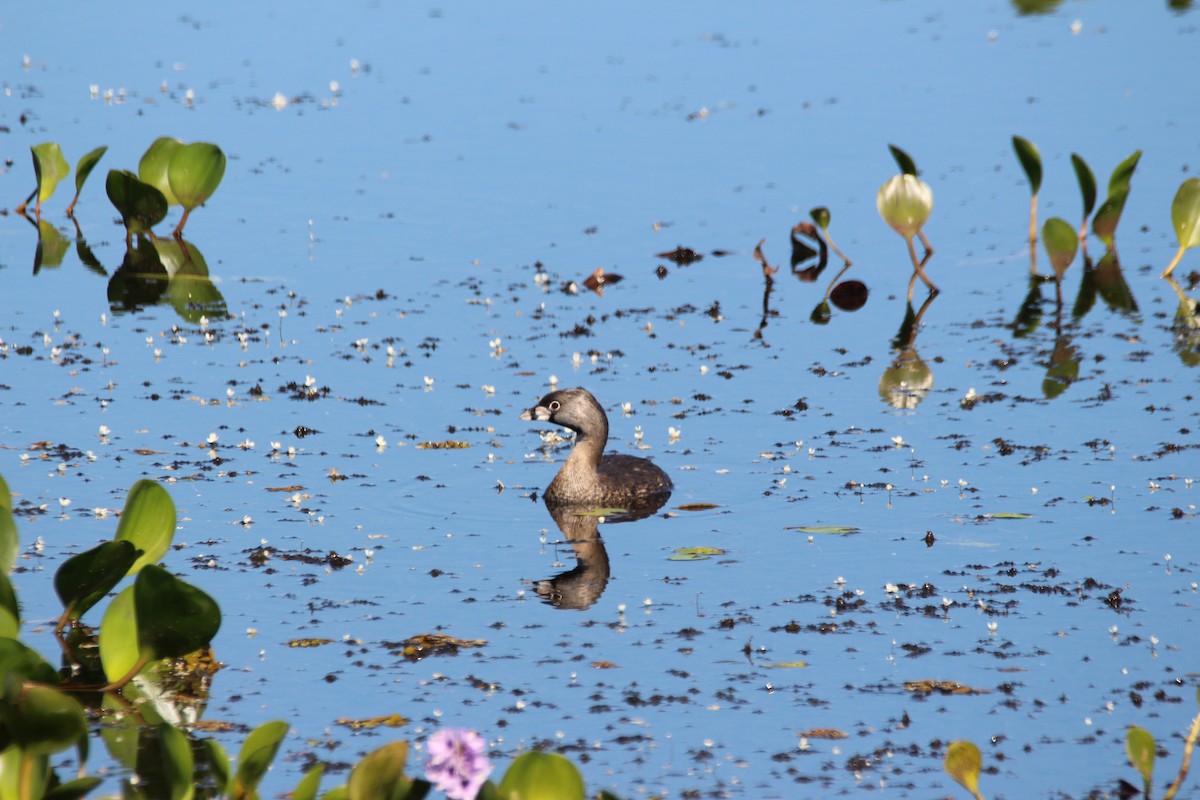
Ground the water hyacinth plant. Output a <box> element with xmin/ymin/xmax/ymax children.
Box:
<box><xmin>14</xmin><ymin>143</ymin><xmax>107</xmax><ymax>218</ymax></box>
<box><xmin>106</xmin><ymin>138</ymin><xmax>227</xmax><ymax>239</ymax></box>
<box><xmin>1162</xmin><ymin>177</ymin><xmax>1200</xmax><ymax>278</ymax></box>
<box><xmin>1012</xmin><ymin>135</ymin><xmax>1042</xmax><ymax>270</ymax></box>
<box><xmin>1091</xmin><ymin>150</ymin><xmax>1141</xmax><ymax>249</ymax></box>
<box><xmin>877</xmin><ymin>145</ymin><xmax>936</xmax><ymax>298</ymax></box>
<box><xmin>424</xmin><ymin>728</ymin><xmax>493</xmax><ymax>799</ymax></box>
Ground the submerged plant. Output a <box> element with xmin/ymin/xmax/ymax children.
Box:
<box><xmin>878</xmin><ymin>145</ymin><xmax>936</xmax><ymax>298</ymax></box>
<box><xmin>1161</xmin><ymin>177</ymin><xmax>1200</xmax><ymax>278</ymax></box>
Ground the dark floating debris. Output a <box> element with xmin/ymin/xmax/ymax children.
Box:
<box><xmin>830</xmin><ymin>280</ymin><xmax>868</xmax><ymax>311</ymax></box>
<box><xmin>582</xmin><ymin>267</ymin><xmax>623</xmax><ymax>296</ymax></box>
<box><xmin>656</xmin><ymin>246</ymin><xmax>703</xmax><ymax>265</ymax></box>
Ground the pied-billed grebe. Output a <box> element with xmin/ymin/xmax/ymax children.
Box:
<box><xmin>520</xmin><ymin>387</ymin><xmax>673</xmax><ymax>507</ymax></box>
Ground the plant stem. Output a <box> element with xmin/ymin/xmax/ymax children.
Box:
<box><xmin>172</xmin><ymin>205</ymin><xmax>192</xmax><ymax>238</ymax></box>
<box><xmin>906</xmin><ymin>235</ymin><xmax>938</xmax><ymax>296</ymax></box>
<box><xmin>19</xmin><ymin>753</ymin><xmax>34</xmax><ymax>800</ymax></box>
<box><xmin>1029</xmin><ymin>194</ymin><xmax>1039</xmax><ymax>277</ymax></box>
<box><xmin>1163</xmin><ymin>708</ymin><xmax>1200</xmax><ymax>800</ymax></box>
<box><xmin>100</xmin><ymin>653</ymin><xmax>153</xmax><ymax>692</ymax></box>
<box><xmin>1162</xmin><ymin>245</ymin><xmax>1187</xmax><ymax>279</ymax></box>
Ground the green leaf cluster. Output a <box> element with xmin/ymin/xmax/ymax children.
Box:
<box><xmin>103</xmin><ymin>138</ymin><xmax>227</xmax><ymax>240</ymax></box>
<box><xmin>15</xmin><ymin>143</ymin><xmax>107</xmax><ymax>217</ymax></box>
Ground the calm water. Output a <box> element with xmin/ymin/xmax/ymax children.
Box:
<box><xmin>2</xmin><ymin>1</ymin><xmax>1198</xmax><ymax>797</ymax></box>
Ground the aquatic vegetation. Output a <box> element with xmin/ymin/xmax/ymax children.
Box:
<box><xmin>1042</xmin><ymin>217</ymin><xmax>1078</xmax><ymax>283</ymax></box>
<box><xmin>944</xmin><ymin>740</ymin><xmax>986</xmax><ymax>800</ymax></box>
<box><xmin>877</xmin><ymin>145</ymin><xmax>936</xmax><ymax>298</ymax></box>
<box><xmin>809</xmin><ymin>206</ymin><xmax>852</xmax><ymax>265</ymax></box>
<box><xmin>1161</xmin><ymin>177</ymin><xmax>1200</xmax><ymax>278</ymax></box>
<box><xmin>1012</xmin><ymin>135</ymin><xmax>1042</xmax><ymax>263</ymax></box>
<box><xmin>14</xmin><ymin>143</ymin><xmax>107</xmax><ymax>218</ymax></box>
<box><xmin>1070</xmin><ymin>153</ymin><xmax>1098</xmax><ymax>240</ymax></box>
<box><xmin>1091</xmin><ymin>150</ymin><xmax>1142</xmax><ymax>248</ymax></box>
<box><xmin>105</xmin><ymin>139</ymin><xmax>227</xmax><ymax>240</ymax></box>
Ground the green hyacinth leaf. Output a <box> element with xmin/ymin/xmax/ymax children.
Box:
<box><xmin>1012</xmin><ymin>135</ymin><xmax>1042</xmax><ymax>195</ymax></box>
<box><xmin>943</xmin><ymin>740</ymin><xmax>983</xmax><ymax>798</ymax></box>
<box><xmin>106</xmin><ymin>170</ymin><xmax>169</xmax><ymax>234</ymax></box>
<box><xmin>138</xmin><ymin>137</ymin><xmax>184</xmax><ymax>205</ymax></box>
<box><xmin>168</xmin><ymin>142</ymin><xmax>226</xmax><ymax>211</ymax></box>
<box><xmin>115</xmin><ymin>479</ymin><xmax>176</xmax><ymax>575</ymax></box>
<box><xmin>98</xmin><ymin>586</ymin><xmax>141</xmax><ymax>684</ymax></box>
<box><xmin>0</xmin><ymin>473</ymin><xmax>16</xmax><ymax>574</ymax></box>
<box><xmin>53</xmin><ymin>539</ymin><xmax>140</xmax><ymax>624</ymax></box>
<box><xmin>0</xmin><ymin>638</ymin><xmax>58</xmax><ymax>685</ymax></box>
<box><xmin>204</xmin><ymin>740</ymin><xmax>231</xmax><ymax>797</ymax></box>
<box><xmin>809</xmin><ymin>206</ymin><xmax>831</xmax><ymax>230</ymax></box>
<box><xmin>887</xmin><ymin>144</ymin><xmax>919</xmax><ymax>177</ymax></box>
<box><xmin>499</xmin><ymin>751</ymin><xmax>586</xmax><ymax>800</ymax></box>
<box><xmin>346</xmin><ymin>741</ymin><xmax>414</xmax><ymax>800</ymax></box>
<box><xmin>1107</xmin><ymin>150</ymin><xmax>1142</xmax><ymax>198</ymax></box>
<box><xmin>4</xmin><ymin>685</ymin><xmax>87</xmax><ymax>756</ymax></box>
<box><xmin>232</xmin><ymin>720</ymin><xmax>290</xmax><ymax>799</ymax></box>
<box><xmin>156</xmin><ymin>723</ymin><xmax>194</xmax><ymax>800</ymax></box>
<box><xmin>74</xmin><ymin>146</ymin><xmax>108</xmax><ymax>195</ymax></box>
<box><xmin>1091</xmin><ymin>190</ymin><xmax>1128</xmax><ymax>249</ymax></box>
<box><xmin>877</xmin><ymin>174</ymin><xmax>933</xmax><ymax>241</ymax></box>
<box><xmin>0</xmin><ymin>574</ymin><xmax>18</xmax><ymax>638</ymax></box>
<box><xmin>42</xmin><ymin>776</ymin><xmax>103</xmax><ymax>800</ymax></box>
<box><xmin>133</xmin><ymin>565</ymin><xmax>221</xmax><ymax>662</ymax></box>
<box><xmin>1171</xmin><ymin>177</ymin><xmax>1200</xmax><ymax>251</ymax></box>
<box><xmin>1071</xmin><ymin>153</ymin><xmax>1097</xmax><ymax>219</ymax></box>
<box><xmin>1042</xmin><ymin>217</ymin><xmax>1078</xmax><ymax>280</ymax></box>
<box><xmin>31</xmin><ymin>142</ymin><xmax>71</xmax><ymax>205</ymax></box>
<box><xmin>292</xmin><ymin>764</ymin><xmax>325</xmax><ymax>800</ymax></box>
<box><xmin>1126</xmin><ymin>726</ymin><xmax>1156</xmax><ymax>783</ymax></box>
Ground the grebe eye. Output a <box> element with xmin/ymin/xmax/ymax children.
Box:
<box><xmin>548</xmin><ymin>400</ymin><xmax>560</xmax><ymax>411</ymax></box>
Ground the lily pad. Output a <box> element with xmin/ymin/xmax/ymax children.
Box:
<box><xmin>786</xmin><ymin>525</ymin><xmax>860</xmax><ymax>535</ymax></box>
<box><xmin>668</xmin><ymin>546</ymin><xmax>726</xmax><ymax>561</ymax></box>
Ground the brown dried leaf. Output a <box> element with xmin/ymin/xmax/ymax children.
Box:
<box><xmin>417</xmin><ymin>440</ymin><xmax>471</xmax><ymax>450</ymax></box>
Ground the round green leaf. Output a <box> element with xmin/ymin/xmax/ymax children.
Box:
<box><xmin>4</xmin><ymin>685</ymin><xmax>87</xmax><ymax>756</ymax></box>
<box><xmin>786</xmin><ymin>525</ymin><xmax>860</xmax><ymax>535</ymax></box>
<box><xmin>1012</xmin><ymin>135</ymin><xmax>1042</xmax><ymax>195</ymax></box>
<box><xmin>1071</xmin><ymin>153</ymin><xmax>1097</xmax><ymax>218</ymax></box>
<box><xmin>134</xmin><ymin>565</ymin><xmax>221</xmax><ymax>661</ymax></box>
<box><xmin>1042</xmin><ymin>217</ymin><xmax>1078</xmax><ymax>280</ymax></box>
<box><xmin>1126</xmin><ymin>726</ymin><xmax>1156</xmax><ymax>784</ymax></box>
<box><xmin>98</xmin><ymin>586</ymin><xmax>140</xmax><ymax>684</ymax></box>
<box><xmin>0</xmin><ymin>638</ymin><xmax>59</xmax><ymax>686</ymax></box>
<box><xmin>499</xmin><ymin>751</ymin><xmax>586</xmax><ymax>800</ymax></box>
<box><xmin>139</xmin><ymin>137</ymin><xmax>184</xmax><ymax>205</ymax></box>
<box><xmin>347</xmin><ymin>741</ymin><xmax>412</xmax><ymax>800</ymax></box>
<box><xmin>1171</xmin><ymin>177</ymin><xmax>1200</xmax><ymax>251</ymax></box>
<box><xmin>943</xmin><ymin>740</ymin><xmax>983</xmax><ymax>797</ymax></box>
<box><xmin>157</xmin><ymin>722</ymin><xmax>195</xmax><ymax>800</ymax></box>
<box><xmin>74</xmin><ymin>145</ymin><xmax>108</xmax><ymax>194</ymax></box>
<box><xmin>168</xmin><ymin>142</ymin><xmax>226</xmax><ymax>210</ymax></box>
<box><xmin>53</xmin><ymin>540</ymin><xmax>139</xmax><ymax>623</ymax></box>
<box><xmin>115</xmin><ymin>479</ymin><xmax>176</xmax><ymax>575</ymax></box>
<box><xmin>877</xmin><ymin>174</ymin><xmax>933</xmax><ymax>241</ymax></box>
<box><xmin>106</xmin><ymin>170</ymin><xmax>169</xmax><ymax>234</ymax></box>
<box><xmin>32</xmin><ymin>142</ymin><xmax>71</xmax><ymax>204</ymax></box>
<box><xmin>668</xmin><ymin>546</ymin><xmax>725</xmax><ymax>561</ymax></box>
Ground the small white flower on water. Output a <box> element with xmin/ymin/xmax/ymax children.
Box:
<box><xmin>1070</xmin><ymin>18</ymin><xmax>1083</xmax><ymax>34</ymax></box>
<box><xmin>226</xmin><ymin>388</ymin><xmax>235</xmax><ymax>399</ymax></box>
<box><xmin>891</xmin><ymin>436</ymin><xmax>904</xmax><ymax>447</ymax></box>
<box><xmin>958</xmin><ymin>479</ymin><xmax>968</xmax><ymax>487</ymax></box>
<box><xmin>964</xmin><ymin>388</ymin><xmax>976</xmax><ymax>400</ymax></box>
<box><xmin>548</xmin><ymin>374</ymin><xmax>558</xmax><ymax>386</ymax></box>
<box><xmin>199</xmin><ymin>316</ymin><xmax>209</xmax><ymax>328</ymax></box>
<box><xmin>305</xmin><ymin>375</ymin><xmax>317</xmax><ymax>387</ymax></box>
<box><xmin>94</xmin><ymin>508</ymin><xmax>108</xmax><ymax>518</ymax></box>
<box><xmin>1109</xmin><ymin>625</ymin><xmax>1119</xmax><ymax>635</ymax></box>
<box><xmin>239</xmin><ymin>439</ymin><xmax>254</xmax><ymax>450</ymax></box>
<box><xmin>278</xmin><ymin>308</ymin><xmax>288</xmax><ymax>318</ymax></box>
<box><xmin>98</xmin><ymin>425</ymin><xmax>110</xmax><ymax>437</ymax></box>
<box><xmin>206</xmin><ymin>432</ymin><xmax>218</xmax><ymax>445</ymax></box>
<box><xmin>482</xmin><ymin>384</ymin><xmax>495</xmax><ymax>394</ymax></box>
<box><xmin>375</xmin><ymin>435</ymin><xmax>387</xmax><ymax>448</ymax></box>
<box><xmin>668</xmin><ymin>426</ymin><xmax>681</xmax><ymax>441</ymax></box>
<box><xmin>242</xmin><ymin>516</ymin><xmax>253</xmax><ymax>526</ymax></box>
<box><xmin>643</xmin><ymin>598</ymin><xmax>652</xmax><ymax>607</ymax></box>
<box><xmin>58</xmin><ymin>498</ymin><xmax>70</xmax><ymax>509</ymax></box>
<box><xmin>885</xmin><ymin>583</ymin><xmax>899</xmax><ymax>594</ymax></box>
<box><xmin>287</xmin><ymin>446</ymin><xmax>297</xmax><ymax>457</ymax></box>
<box><xmin>20</xmin><ymin>454</ymin><xmax>29</xmax><ymax>463</ymax></box>
<box><xmin>835</xmin><ymin>576</ymin><xmax>846</xmax><ymax>586</ymax></box>
<box><xmin>270</xmin><ymin>441</ymin><xmax>281</xmax><ymax>451</ymax></box>
<box><xmin>86</xmin><ymin>451</ymin><xmax>96</xmax><ymax>461</ymax></box>
<box><xmin>700</xmin><ymin>365</ymin><xmax>709</xmax><ymax>375</ymax></box>
<box><xmin>423</xmin><ymin>375</ymin><xmax>435</xmax><ymax>387</ymax></box>
<box><xmin>634</xmin><ymin>425</ymin><xmax>644</xmax><ymax>442</ymax></box>
<box><xmin>1150</xmin><ymin>636</ymin><xmax>1159</xmax><ymax>646</ymax></box>
<box><xmin>272</xmin><ymin>91</ymin><xmax>289</xmax><ymax>110</ymax></box>
<box><xmin>622</xmin><ymin>402</ymin><xmax>632</xmax><ymax>415</ymax></box>
<box><xmin>987</xmin><ymin>622</ymin><xmax>998</xmax><ymax>633</ymax></box>
<box><xmin>1148</xmin><ymin>481</ymin><xmax>1160</xmax><ymax>490</ymax></box>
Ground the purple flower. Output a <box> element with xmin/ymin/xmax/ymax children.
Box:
<box><xmin>424</xmin><ymin>728</ymin><xmax>492</xmax><ymax>800</ymax></box>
